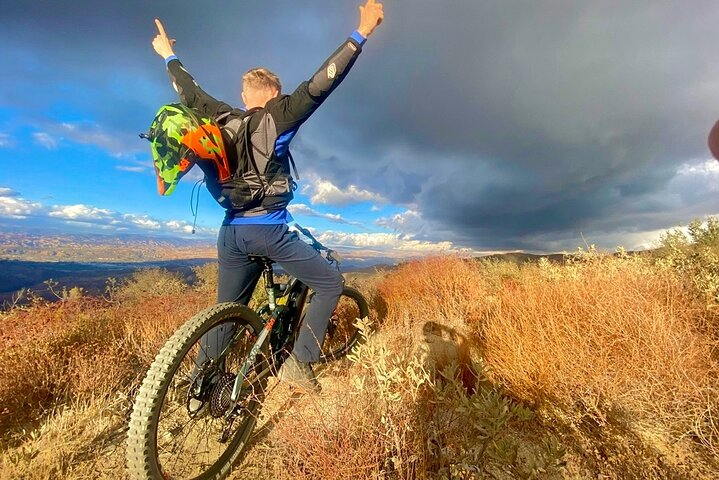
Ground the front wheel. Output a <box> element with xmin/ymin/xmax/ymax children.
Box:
<box><xmin>317</xmin><ymin>286</ymin><xmax>370</xmax><ymax>363</ymax></box>
<box><xmin>127</xmin><ymin>302</ymin><xmax>269</xmax><ymax>480</ymax></box>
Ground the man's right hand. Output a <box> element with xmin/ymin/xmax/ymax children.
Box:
<box><xmin>152</xmin><ymin>19</ymin><xmax>176</xmax><ymax>59</ymax></box>
<box><xmin>357</xmin><ymin>0</ymin><xmax>384</xmax><ymax>38</ymax></box>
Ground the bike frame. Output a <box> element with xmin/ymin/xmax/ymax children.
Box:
<box><xmin>226</xmin><ymin>263</ymin><xmax>307</xmax><ymax>411</ymax></box>
<box><xmin>222</xmin><ymin>224</ymin><xmax>338</xmax><ymax>417</ymax></box>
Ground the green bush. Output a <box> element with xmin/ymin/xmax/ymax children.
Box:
<box><xmin>657</xmin><ymin>217</ymin><xmax>719</xmax><ymax>308</ymax></box>
<box><xmin>116</xmin><ymin>268</ymin><xmax>187</xmax><ymax>303</ymax></box>
<box><xmin>191</xmin><ymin>262</ymin><xmax>218</xmax><ymax>294</ymax></box>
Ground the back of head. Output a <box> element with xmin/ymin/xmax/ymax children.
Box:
<box><xmin>241</xmin><ymin>67</ymin><xmax>282</xmax><ymax>109</ymax></box>
<box><xmin>243</xmin><ymin>67</ymin><xmax>282</xmax><ymax>95</ymax></box>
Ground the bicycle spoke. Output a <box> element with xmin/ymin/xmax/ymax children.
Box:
<box><xmin>129</xmin><ymin>274</ymin><xmax>366</xmax><ymax>479</ymax></box>
<box><xmin>146</xmin><ymin>313</ymin><xmax>268</xmax><ymax>479</ymax></box>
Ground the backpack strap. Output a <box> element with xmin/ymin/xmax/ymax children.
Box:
<box><xmin>287</xmin><ymin>150</ymin><xmax>300</xmax><ymax>181</ymax></box>
<box><xmin>223</xmin><ymin>117</ymin><xmax>244</xmax><ymax>144</ymax></box>
<box><xmin>240</xmin><ymin>113</ymin><xmax>269</xmax><ymax>190</ymax></box>
<box><xmin>221</xmin><ymin>110</ymin><xmax>299</xmax><ymax>183</ymax></box>
<box><xmin>215</xmin><ymin>111</ymin><xmax>232</xmax><ymax>123</ymax></box>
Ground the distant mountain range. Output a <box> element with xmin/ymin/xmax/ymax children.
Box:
<box><xmin>479</xmin><ymin>251</ymin><xmax>568</xmax><ymax>264</ymax></box>
<box><xmin>0</xmin><ymin>258</ymin><xmax>215</xmax><ymax>305</ymax></box>
<box><xmin>0</xmin><ymin>232</ymin><xmax>576</xmax><ymax>306</ymax></box>
<box><xmin>0</xmin><ymin>232</ymin><xmax>388</xmax><ymax>304</ymax></box>
<box><xmin>0</xmin><ymin>232</ymin><xmax>216</xmax><ymax>263</ymax></box>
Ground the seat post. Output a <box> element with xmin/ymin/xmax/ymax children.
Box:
<box><xmin>262</xmin><ymin>259</ymin><xmax>277</xmax><ymax>310</ymax></box>
<box><xmin>262</xmin><ymin>259</ymin><xmax>275</xmax><ymax>289</ymax></box>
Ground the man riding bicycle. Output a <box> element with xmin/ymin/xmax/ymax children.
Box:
<box><xmin>151</xmin><ymin>1</ymin><xmax>384</xmax><ymax>392</ymax></box>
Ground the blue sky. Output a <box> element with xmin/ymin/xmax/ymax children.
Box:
<box><xmin>2</xmin><ymin>1</ymin><xmax>719</xmax><ymax>259</ymax></box>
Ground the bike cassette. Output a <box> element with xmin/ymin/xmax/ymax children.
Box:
<box><xmin>209</xmin><ymin>373</ymin><xmax>236</xmax><ymax>418</ymax></box>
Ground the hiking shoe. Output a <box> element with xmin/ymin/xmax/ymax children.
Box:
<box><xmin>278</xmin><ymin>353</ymin><xmax>321</xmax><ymax>393</ymax></box>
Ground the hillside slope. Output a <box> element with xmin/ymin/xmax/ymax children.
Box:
<box><xmin>1</xmin><ymin>254</ymin><xmax>717</xmax><ymax>479</ymax></box>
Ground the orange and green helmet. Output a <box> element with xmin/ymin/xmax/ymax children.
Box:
<box><xmin>143</xmin><ymin>104</ymin><xmax>231</xmax><ymax>195</ymax></box>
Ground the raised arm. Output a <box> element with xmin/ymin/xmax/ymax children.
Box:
<box><xmin>268</xmin><ymin>0</ymin><xmax>384</xmax><ymax>132</ymax></box>
<box><xmin>151</xmin><ymin>19</ymin><xmax>232</xmax><ymax>117</ymax></box>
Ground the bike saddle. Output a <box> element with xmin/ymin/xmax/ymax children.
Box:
<box><xmin>248</xmin><ymin>255</ymin><xmax>275</xmax><ymax>266</ymax></box>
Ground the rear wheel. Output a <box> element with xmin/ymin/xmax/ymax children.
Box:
<box><xmin>127</xmin><ymin>303</ymin><xmax>270</xmax><ymax>480</ymax></box>
<box><xmin>317</xmin><ymin>286</ymin><xmax>370</xmax><ymax>363</ymax></box>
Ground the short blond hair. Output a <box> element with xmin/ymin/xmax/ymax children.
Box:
<box><xmin>242</xmin><ymin>67</ymin><xmax>282</xmax><ymax>94</ymax></box>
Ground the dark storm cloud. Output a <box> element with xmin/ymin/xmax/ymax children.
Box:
<box><xmin>0</xmin><ymin>1</ymin><xmax>348</xmax><ymax>140</ymax></box>
<box><xmin>3</xmin><ymin>1</ymin><xmax>719</xmax><ymax>251</ymax></box>
<box><xmin>304</xmin><ymin>0</ymin><xmax>719</xmax><ymax>250</ymax></box>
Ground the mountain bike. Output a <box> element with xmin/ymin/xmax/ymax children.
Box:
<box><xmin>126</xmin><ymin>225</ymin><xmax>369</xmax><ymax>480</ymax></box>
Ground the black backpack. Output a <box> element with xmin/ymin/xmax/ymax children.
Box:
<box><xmin>200</xmin><ymin>110</ymin><xmax>299</xmax><ymax>214</ymax></box>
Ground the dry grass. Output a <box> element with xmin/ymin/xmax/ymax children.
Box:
<box><xmin>0</xmin><ymin>298</ymin><xmax>124</xmax><ymax>435</ymax></box>
<box><xmin>243</xmin><ymin>325</ymin><xmax>555</xmax><ymax>480</ymax></box>
<box><xmin>1</xmin><ymin>396</ymin><xmax>128</xmax><ymax>479</ymax></box>
<box><xmin>1</xmin><ymin>252</ymin><xmax>718</xmax><ymax>479</ymax></box>
<box><xmin>373</xmin><ymin>254</ymin><xmax>719</xmax><ymax>477</ymax></box>
<box><xmin>0</xmin><ymin>271</ymin><xmax>214</xmax><ymax>438</ymax></box>
<box><xmin>377</xmin><ymin>255</ymin><xmax>487</xmax><ymax>329</ymax></box>
<box><xmin>482</xmin><ymin>256</ymin><xmax>719</xmax><ymax>426</ymax></box>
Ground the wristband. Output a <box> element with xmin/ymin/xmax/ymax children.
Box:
<box><xmin>350</xmin><ymin>30</ymin><xmax>367</xmax><ymax>46</ymax></box>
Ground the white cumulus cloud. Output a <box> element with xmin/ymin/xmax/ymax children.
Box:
<box><xmin>0</xmin><ymin>188</ymin><xmax>218</xmax><ymax>239</ymax></box>
<box><xmin>314</xmin><ymin>230</ymin><xmax>480</xmax><ymax>259</ymax></box>
<box><xmin>288</xmin><ymin>203</ymin><xmax>365</xmax><ymax>227</ymax></box>
<box><xmin>376</xmin><ymin>209</ymin><xmax>425</xmax><ymax>235</ymax></box>
<box><xmin>305</xmin><ymin>178</ymin><xmax>387</xmax><ymax>206</ymax></box>
<box><xmin>678</xmin><ymin>159</ymin><xmax>719</xmax><ymax>177</ymax></box>
<box><xmin>123</xmin><ymin>214</ymin><xmax>162</xmax><ymax>230</ymax></box>
<box><xmin>0</xmin><ymin>187</ymin><xmax>20</xmax><ymax>197</ymax></box>
<box><xmin>164</xmin><ymin>219</ymin><xmax>214</xmax><ymax>236</ymax></box>
<box><xmin>49</xmin><ymin>204</ymin><xmax>115</xmax><ymax>222</ymax></box>
<box><xmin>0</xmin><ymin>194</ymin><xmax>42</xmax><ymax>219</ymax></box>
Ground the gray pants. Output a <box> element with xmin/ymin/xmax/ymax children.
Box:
<box><xmin>201</xmin><ymin>223</ymin><xmax>343</xmax><ymax>364</ymax></box>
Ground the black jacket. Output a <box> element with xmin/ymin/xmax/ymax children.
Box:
<box><xmin>166</xmin><ymin>34</ymin><xmax>364</xmax><ymax>218</ymax></box>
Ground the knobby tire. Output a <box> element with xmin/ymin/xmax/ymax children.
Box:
<box><xmin>317</xmin><ymin>286</ymin><xmax>370</xmax><ymax>363</ymax></box>
<box><xmin>127</xmin><ymin>302</ymin><xmax>268</xmax><ymax>480</ymax></box>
